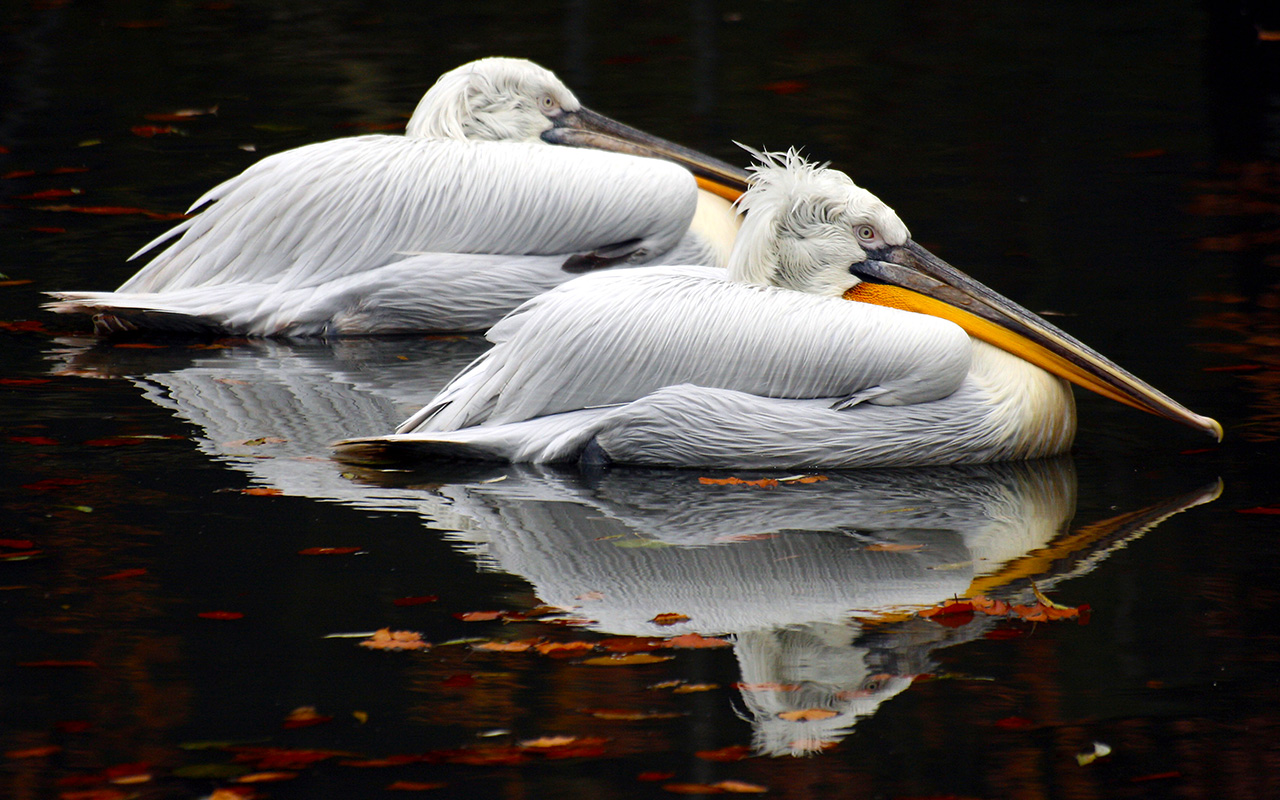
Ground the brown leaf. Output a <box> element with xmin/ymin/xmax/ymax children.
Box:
<box><xmin>651</xmin><ymin>612</ymin><xmax>690</xmax><ymax>626</ymax></box>
<box><xmin>583</xmin><ymin>653</ymin><xmax>674</xmax><ymax>666</ymax></box>
<box><xmin>698</xmin><ymin>476</ymin><xmax>778</xmax><ymax>488</ymax></box>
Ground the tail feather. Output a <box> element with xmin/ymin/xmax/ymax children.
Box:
<box><xmin>45</xmin><ymin>294</ymin><xmax>229</xmax><ymax>336</ymax></box>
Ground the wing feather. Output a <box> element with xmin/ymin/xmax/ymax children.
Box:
<box><xmin>401</xmin><ymin>267</ymin><xmax>973</xmax><ymax>433</ymax></box>
<box><xmin>118</xmin><ymin>138</ymin><xmax>699</xmax><ymax>294</ymax></box>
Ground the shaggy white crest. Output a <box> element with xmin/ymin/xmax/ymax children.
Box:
<box><xmin>405</xmin><ymin>57</ymin><xmax>581</xmax><ymax>142</ymax></box>
<box><xmin>728</xmin><ymin>147</ymin><xmax>910</xmax><ymax>296</ymax></box>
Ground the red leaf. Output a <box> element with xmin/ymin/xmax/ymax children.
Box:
<box><xmin>695</xmin><ymin>745</ymin><xmax>753</xmax><ymax>762</ymax></box>
<box><xmin>0</xmin><ymin>320</ymin><xmax>49</xmax><ymax>333</ymax></box>
<box><xmin>994</xmin><ymin>715</ymin><xmax>1035</xmax><ymax>730</ymax></box>
<box><xmin>599</xmin><ymin>637</ymin><xmax>665</xmax><ymax>653</ymax></box>
<box><xmin>298</xmin><ymin>546</ymin><xmax>361</xmax><ymax>555</ymax></box>
<box><xmin>17</xmin><ymin>188</ymin><xmax>81</xmax><ymax>199</ymax></box>
<box><xmin>0</xmin><ymin>539</ymin><xmax>36</xmax><ymax>550</ymax></box>
<box><xmin>638</xmin><ymin>771</ymin><xmax>677</xmax><ymax>781</ymax></box>
<box><xmin>761</xmin><ymin>79</ymin><xmax>809</xmax><ymax>95</ymax></box>
<box><xmin>84</xmin><ymin>437</ymin><xmax>148</xmax><ymax>447</ymax></box>
<box><xmin>51</xmin><ymin>167</ymin><xmax>89</xmax><ymax>175</ymax></box>
<box><xmin>5</xmin><ymin>745</ymin><xmax>62</xmax><ymax>758</ymax></box>
<box><xmin>392</xmin><ymin>595</ymin><xmax>438</xmax><ymax>606</ymax></box>
<box><xmin>440</xmin><ymin>674</ymin><xmax>476</xmax><ymax>688</ymax></box>
<box><xmin>1130</xmin><ymin>771</ymin><xmax>1181</xmax><ymax>783</ymax></box>
<box><xmin>1</xmin><ymin>378</ymin><xmax>52</xmax><ymax>386</ymax></box>
<box><xmin>3</xmin><ymin>170</ymin><xmax>36</xmax><ymax>179</ymax></box>
<box><xmin>10</xmin><ymin>435</ymin><xmax>56</xmax><ymax>445</ymax></box>
<box><xmin>35</xmin><ymin>204</ymin><xmax>188</xmax><ymax>220</ymax></box>
<box><xmin>20</xmin><ymin>660</ymin><xmax>98</xmax><ymax>668</ymax></box>
<box><xmin>99</xmin><ymin>568</ymin><xmax>147</xmax><ymax>581</ymax></box>
<box><xmin>198</xmin><ymin>611</ymin><xmax>244</xmax><ymax>620</ymax></box>
<box><xmin>56</xmin><ymin>721</ymin><xmax>91</xmax><ymax>733</ymax></box>
<box><xmin>1238</xmin><ymin>506</ymin><xmax>1280</xmax><ymax>515</ymax></box>
<box><xmin>130</xmin><ymin>125</ymin><xmax>180</xmax><ymax>137</ymax></box>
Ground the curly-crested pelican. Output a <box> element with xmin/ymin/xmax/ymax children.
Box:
<box><xmin>45</xmin><ymin>57</ymin><xmax>748</xmax><ymax>337</ymax></box>
<box><xmin>334</xmin><ymin>150</ymin><xmax>1222</xmax><ymax>469</ymax></box>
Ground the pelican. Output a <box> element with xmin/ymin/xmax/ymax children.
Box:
<box><xmin>44</xmin><ymin>57</ymin><xmax>748</xmax><ymax>337</ymax></box>
<box><xmin>334</xmin><ymin>149</ymin><xmax>1221</xmax><ymax>469</ymax></box>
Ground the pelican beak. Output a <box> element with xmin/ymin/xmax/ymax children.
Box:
<box><xmin>845</xmin><ymin>241</ymin><xmax>1223</xmax><ymax>440</ymax></box>
<box><xmin>541</xmin><ymin>107</ymin><xmax>750</xmax><ymax>203</ymax></box>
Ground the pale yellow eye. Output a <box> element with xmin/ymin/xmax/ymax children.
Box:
<box><xmin>857</xmin><ymin>225</ymin><xmax>876</xmax><ymax>241</ymax></box>
<box><xmin>540</xmin><ymin>95</ymin><xmax>558</xmax><ymax>112</ymax></box>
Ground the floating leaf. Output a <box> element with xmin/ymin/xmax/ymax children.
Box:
<box><xmin>600</xmin><ymin>637</ymin><xmax>664</xmax><ymax>653</ymax></box>
<box><xmin>698</xmin><ymin>476</ymin><xmax>778</xmax><ymax>488</ymax></box>
<box><xmin>455</xmin><ymin>610</ymin><xmax>505</xmax><ymax>622</ymax></box>
<box><xmin>695</xmin><ymin>745</ymin><xmax>755</xmax><ymax>762</ymax></box>
<box><xmin>244</xmin><ymin>487</ymin><xmax>284</xmax><ymax>497</ymax></box>
<box><xmin>11</xmin><ymin>436</ymin><xmax>57</xmax><ymax>445</ymax></box>
<box><xmin>340</xmin><ymin>754</ymin><xmax>421</xmax><ymax>767</ymax></box>
<box><xmin>638</xmin><ymin>771</ymin><xmax>678</xmax><ymax>781</ymax></box>
<box><xmin>664</xmin><ymin>633</ymin><xmax>731</xmax><ymax>649</ymax></box>
<box><xmin>1</xmin><ymin>539</ymin><xmax>36</xmax><ymax>549</ymax></box>
<box><xmin>777</xmin><ymin>708</ymin><xmax>838</xmax><ymax>721</ymax></box>
<box><xmin>359</xmin><ymin>629</ymin><xmax>429</xmax><ymax>651</ymax></box>
<box><xmin>99</xmin><ymin>568</ymin><xmax>147</xmax><ymax>581</ymax></box>
<box><xmin>281</xmin><ymin>707</ymin><xmax>332</xmax><ymax>729</ymax></box>
<box><xmin>584</xmin><ymin>708</ymin><xmax>684</xmax><ymax>721</ymax></box>
<box><xmin>228</xmin><ymin>747</ymin><xmax>350</xmax><ymax>769</ymax></box>
<box><xmin>198</xmin><ymin>611</ymin><xmax>244</xmax><ymax>620</ymax></box>
<box><xmin>472</xmin><ymin>639</ymin><xmax>538</xmax><ymax>652</ymax></box>
<box><xmin>235</xmin><ymin>771</ymin><xmax>298</xmax><ymax>783</ymax></box>
<box><xmin>994</xmin><ymin>716</ymin><xmax>1035</xmax><ymax>730</ymax></box>
<box><xmin>651</xmin><ymin>612</ymin><xmax>690</xmax><ymax>626</ymax></box>
<box><xmin>20</xmin><ymin>660</ymin><xmax>98</xmax><ymax>668</ymax></box>
<box><xmin>5</xmin><ymin>745</ymin><xmax>62</xmax><ymax>758</ymax></box>
<box><xmin>392</xmin><ymin>595</ymin><xmax>438</xmax><ymax>606</ymax></box>
<box><xmin>583</xmin><ymin>653</ymin><xmax>673</xmax><ymax>666</ymax></box>
<box><xmin>713</xmin><ymin>780</ymin><xmax>768</xmax><ymax>793</ymax></box>
<box><xmin>130</xmin><ymin>124</ymin><xmax>181</xmax><ymax>137</ymax></box>
<box><xmin>144</xmin><ymin>106</ymin><xmax>218</xmax><ymax>121</ymax></box>
<box><xmin>672</xmin><ymin>683</ymin><xmax>719</xmax><ymax>694</ymax></box>
<box><xmin>387</xmin><ymin>781</ymin><xmax>447</xmax><ymax>791</ymax></box>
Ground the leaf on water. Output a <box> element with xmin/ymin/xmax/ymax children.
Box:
<box><xmin>110</xmin><ymin>342</ymin><xmax>166</xmax><ymax>349</ymax></box>
<box><xmin>0</xmin><ymin>320</ymin><xmax>49</xmax><ymax>333</ymax></box>
<box><xmin>918</xmin><ymin>601</ymin><xmax>974</xmax><ymax>627</ymax></box>
<box><xmin>386</xmin><ymin>781</ymin><xmax>447</xmax><ymax>791</ymax></box>
<box><xmin>29</xmin><ymin>228</ymin><xmax>65</xmax><ymax>234</ymax></box>
<box><xmin>777</xmin><ymin>708</ymin><xmax>838</xmax><ymax>721</ymax></box>
<box><xmin>698</xmin><ymin>476</ymin><xmax>778</xmax><ymax>488</ymax></box>
<box><xmin>129</xmin><ymin>125</ymin><xmax>182</xmax><ymax>137</ymax></box>
<box><xmin>713</xmin><ymin>780</ymin><xmax>768</xmax><ymax>793</ymax></box>
<box><xmin>535</xmin><ymin>640</ymin><xmax>596</xmax><ymax>655</ymax></box>
<box><xmin>340</xmin><ymin>755</ymin><xmax>421</xmax><ymax>767</ymax></box>
<box><xmin>17</xmin><ymin>188</ymin><xmax>81</xmax><ymax>199</ymax></box>
<box><xmin>440</xmin><ymin>674</ymin><xmax>475</xmax><ymax>688</ymax></box>
<box><xmin>970</xmin><ymin>596</ymin><xmax>1011</xmax><ymax>616</ymax></box>
<box><xmin>19</xmin><ymin>660</ymin><xmax>98</xmax><ymax>668</ymax></box>
<box><xmin>664</xmin><ymin>633</ymin><xmax>731</xmax><ymax>649</ymax></box>
<box><xmin>651</xmin><ymin>612</ymin><xmax>690</xmax><ymax>626</ymax></box>
<box><xmin>11</xmin><ymin>436</ymin><xmax>58</xmax><ymax>444</ymax></box>
<box><xmin>760</xmin><ymin>79</ymin><xmax>810</xmax><ymax>95</ymax></box>
<box><xmin>243</xmin><ymin>487</ymin><xmax>283</xmax><ymax>497</ymax></box>
<box><xmin>671</xmin><ymin>683</ymin><xmax>719</xmax><ymax>694</ymax></box>
<box><xmin>638</xmin><ymin>771</ymin><xmax>677</xmax><ymax>781</ymax></box>
<box><xmin>298</xmin><ymin>546</ymin><xmax>364</xmax><ymax>555</ymax></box>
<box><xmin>359</xmin><ymin>629</ymin><xmax>429</xmax><ymax>651</ymax></box>
<box><xmin>422</xmin><ymin>746</ymin><xmax>528</xmax><ymax>766</ymax></box>
<box><xmin>23</xmin><ymin>477</ymin><xmax>96</xmax><ymax>491</ymax></box>
<box><xmin>392</xmin><ymin>595</ymin><xmax>438</xmax><ymax>606</ymax></box>
<box><xmin>455</xmin><ymin>610</ymin><xmax>506</xmax><ymax>622</ymax></box>
<box><xmin>583</xmin><ymin>653</ymin><xmax>674</xmax><ymax>666</ymax></box>
<box><xmin>1238</xmin><ymin>505</ymin><xmax>1280</xmax><ymax>515</ymax></box>
<box><xmin>235</xmin><ymin>771</ymin><xmax>298</xmax><ymax>783</ymax></box>
<box><xmin>281</xmin><ymin>706</ymin><xmax>332</xmax><ymax>729</ymax></box>
<box><xmin>472</xmin><ymin>639</ymin><xmax>538</xmax><ymax>652</ymax></box>
<box><xmin>35</xmin><ymin>204</ymin><xmax>188</xmax><ymax>220</ymax></box>
<box><xmin>994</xmin><ymin>716</ymin><xmax>1035</xmax><ymax>730</ymax></box>
<box><xmin>5</xmin><ymin>745</ymin><xmax>62</xmax><ymax>759</ymax></box>
<box><xmin>0</xmin><ymin>539</ymin><xmax>35</xmax><ymax>550</ymax></box>
<box><xmin>600</xmin><ymin>637</ymin><xmax>665</xmax><ymax>653</ymax></box>
<box><xmin>198</xmin><ymin>611</ymin><xmax>244</xmax><ymax>620</ymax></box>
<box><xmin>584</xmin><ymin>708</ymin><xmax>684</xmax><ymax>720</ymax></box>
<box><xmin>99</xmin><ymin>568</ymin><xmax>147</xmax><ymax>581</ymax></box>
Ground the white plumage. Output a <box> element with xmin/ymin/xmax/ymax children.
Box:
<box><xmin>335</xmin><ymin>149</ymin><xmax>1218</xmax><ymax>469</ymax></box>
<box><xmin>45</xmin><ymin>57</ymin><xmax>745</xmax><ymax>336</ymax></box>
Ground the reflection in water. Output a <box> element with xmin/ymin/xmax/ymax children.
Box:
<box><xmin>48</xmin><ymin>338</ymin><xmax>1220</xmax><ymax>756</ymax></box>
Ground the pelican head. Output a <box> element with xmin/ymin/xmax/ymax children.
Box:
<box><xmin>406</xmin><ymin>57</ymin><xmax>749</xmax><ymax>201</ymax></box>
<box><xmin>730</xmin><ymin>149</ymin><xmax>1222</xmax><ymax>440</ymax></box>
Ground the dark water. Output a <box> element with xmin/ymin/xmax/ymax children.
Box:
<box><xmin>3</xmin><ymin>2</ymin><xmax>1280</xmax><ymax>798</ymax></box>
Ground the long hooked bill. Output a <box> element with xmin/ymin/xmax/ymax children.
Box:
<box><xmin>542</xmin><ymin>107</ymin><xmax>750</xmax><ymax>202</ymax></box>
<box><xmin>844</xmin><ymin>241</ymin><xmax>1223</xmax><ymax>440</ymax></box>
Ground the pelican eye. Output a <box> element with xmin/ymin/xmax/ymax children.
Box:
<box><xmin>856</xmin><ymin>225</ymin><xmax>877</xmax><ymax>241</ymax></box>
<box><xmin>539</xmin><ymin>94</ymin><xmax>559</xmax><ymax>113</ymax></box>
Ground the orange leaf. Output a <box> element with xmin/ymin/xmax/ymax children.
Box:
<box><xmin>340</xmin><ymin>755</ymin><xmax>421</xmax><ymax>767</ymax></box>
<box><xmin>698</xmin><ymin>476</ymin><xmax>778</xmax><ymax>488</ymax></box>
<box><xmin>472</xmin><ymin>639</ymin><xmax>538</xmax><ymax>652</ymax></box>
<box><xmin>663</xmin><ymin>783</ymin><xmax>725</xmax><ymax>794</ymax></box>
<box><xmin>455</xmin><ymin>610</ymin><xmax>505</xmax><ymax>622</ymax></box>
<box><xmin>282</xmin><ymin>706</ymin><xmax>332</xmax><ymax>729</ymax></box>
<box><xmin>244</xmin><ymin>487</ymin><xmax>283</xmax><ymax>497</ymax></box>
<box><xmin>534</xmin><ymin>640</ymin><xmax>596</xmax><ymax>655</ymax></box>
<box><xmin>599</xmin><ymin>637</ymin><xmax>665</xmax><ymax>652</ymax></box>
<box><xmin>664</xmin><ymin>633</ymin><xmax>731</xmax><ymax>649</ymax></box>
<box><xmin>695</xmin><ymin>745</ymin><xmax>753</xmax><ymax>762</ymax></box>
<box><xmin>651</xmin><ymin>612</ymin><xmax>690</xmax><ymax>626</ymax></box>
<box><xmin>582</xmin><ymin>653</ymin><xmax>673</xmax><ymax>666</ymax></box>
<box><xmin>235</xmin><ymin>772</ymin><xmax>297</xmax><ymax>783</ymax></box>
<box><xmin>777</xmin><ymin>708</ymin><xmax>838</xmax><ymax>721</ymax></box>
<box><xmin>672</xmin><ymin>683</ymin><xmax>719</xmax><ymax>693</ymax></box>
<box><xmin>359</xmin><ymin>629</ymin><xmax>429</xmax><ymax>651</ymax></box>
<box><xmin>713</xmin><ymin>780</ymin><xmax>768</xmax><ymax>793</ymax></box>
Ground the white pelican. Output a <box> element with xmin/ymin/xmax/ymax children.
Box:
<box><xmin>334</xmin><ymin>150</ymin><xmax>1222</xmax><ymax>469</ymax></box>
<box><xmin>44</xmin><ymin>57</ymin><xmax>748</xmax><ymax>337</ymax></box>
